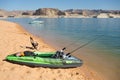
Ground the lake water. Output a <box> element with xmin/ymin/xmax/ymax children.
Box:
<box><xmin>3</xmin><ymin>18</ymin><xmax>120</xmax><ymax>80</ymax></box>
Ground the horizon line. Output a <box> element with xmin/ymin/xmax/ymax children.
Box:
<box><xmin>0</xmin><ymin>8</ymin><xmax>120</xmax><ymax>11</ymax></box>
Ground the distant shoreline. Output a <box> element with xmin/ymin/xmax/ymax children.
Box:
<box><xmin>0</xmin><ymin>8</ymin><xmax>120</xmax><ymax>18</ymax></box>
<box><xmin>0</xmin><ymin>13</ymin><xmax>120</xmax><ymax>18</ymax></box>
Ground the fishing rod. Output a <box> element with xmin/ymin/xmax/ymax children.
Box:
<box><xmin>60</xmin><ymin>38</ymin><xmax>82</xmax><ymax>51</ymax></box>
<box><xmin>66</xmin><ymin>35</ymin><xmax>103</xmax><ymax>56</ymax></box>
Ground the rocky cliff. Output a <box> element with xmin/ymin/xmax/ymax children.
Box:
<box><xmin>0</xmin><ymin>8</ymin><xmax>120</xmax><ymax>18</ymax></box>
<box><xmin>0</xmin><ymin>9</ymin><xmax>34</xmax><ymax>17</ymax></box>
<box><xmin>33</xmin><ymin>8</ymin><xmax>65</xmax><ymax>16</ymax></box>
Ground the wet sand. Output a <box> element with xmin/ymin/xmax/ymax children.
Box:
<box><xmin>0</xmin><ymin>20</ymin><xmax>103</xmax><ymax>80</ymax></box>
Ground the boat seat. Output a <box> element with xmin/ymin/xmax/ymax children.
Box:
<box><xmin>24</xmin><ymin>51</ymin><xmax>36</xmax><ymax>56</ymax></box>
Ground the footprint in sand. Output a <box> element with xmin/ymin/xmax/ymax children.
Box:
<box><xmin>70</xmin><ymin>73</ymin><xmax>73</xmax><ymax>77</ymax></box>
<box><xmin>10</xmin><ymin>67</ymin><xmax>16</xmax><ymax>70</ymax></box>
<box><xmin>52</xmin><ymin>78</ymin><xmax>56</xmax><ymax>80</ymax></box>
<box><xmin>26</xmin><ymin>70</ymin><xmax>31</xmax><ymax>74</ymax></box>
<box><xmin>76</xmin><ymin>72</ymin><xmax>79</xmax><ymax>75</ymax></box>
<box><xmin>57</xmin><ymin>70</ymin><xmax>61</xmax><ymax>73</ymax></box>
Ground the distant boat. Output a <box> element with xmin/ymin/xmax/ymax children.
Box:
<box><xmin>29</xmin><ymin>20</ymin><xmax>44</xmax><ymax>24</ymax></box>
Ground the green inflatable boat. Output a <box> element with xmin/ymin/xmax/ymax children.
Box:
<box><xmin>6</xmin><ymin>51</ymin><xmax>83</xmax><ymax>68</ymax></box>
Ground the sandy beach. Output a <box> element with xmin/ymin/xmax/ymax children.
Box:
<box><xmin>0</xmin><ymin>20</ymin><xmax>103</xmax><ymax>80</ymax></box>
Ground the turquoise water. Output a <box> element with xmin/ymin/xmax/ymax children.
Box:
<box><xmin>3</xmin><ymin>18</ymin><xmax>120</xmax><ymax>80</ymax></box>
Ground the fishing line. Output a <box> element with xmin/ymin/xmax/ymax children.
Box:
<box><xmin>66</xmin><ymin>35</ymin><xmax>104</xmax><ymax>55</ymax></box>
<box><xmin>61</xmin><ymin>37</ymin><xmax>85</xmax><ymax>51</ymax></box>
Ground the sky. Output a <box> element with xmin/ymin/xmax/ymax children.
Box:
<box><xmin>0</xmin><ymin>0</ymin><xmax>120</xmax><ymax>10</ymax></box>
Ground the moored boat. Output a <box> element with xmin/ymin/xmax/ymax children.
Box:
<box><xmin>6</xmin><ymin>51</ymin><xmax>83</xmax><ymax>68</ymax></box>
<box><xmin>29</xmin><ymin>20</ymin><xmax>44</xmax><ymax>24</ymax></box>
